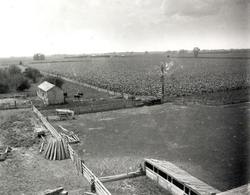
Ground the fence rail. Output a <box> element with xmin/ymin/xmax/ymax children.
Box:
<box><xmin>0</xmin><ymin>104</ymin><xmax>31</xmax><ymax>110</ymax></box>
<box><xmin>32</xmin><ymin>105</ymin><xmax>61</xmax><ymax>139</ymax></box>
<box><xmin>0</xmin><ymin>100</ymin><xmax>31</xmax><ymax>110</ymax></box>
<box><xmin>68</xmin><ymin>145</ymin><xmax>111</xmax><ymax>195</ymax></box>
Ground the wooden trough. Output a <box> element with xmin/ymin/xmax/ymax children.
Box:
<box><xmin>56</xmin><ymin>109</ymin><xmax>75</xmax><ymax>120</ymax></box>
<box><xmin>144</xmin><ymin>159</ymin><xmax>220</xmax><ymax>195</ymax></box>
<box><xmin>44</xmin><ymin>138</ymin><xmax>69</xmax><ymax>160</ymax></box>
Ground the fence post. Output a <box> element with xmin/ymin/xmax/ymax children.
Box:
<box><xmin>90</xmin><ymin>179</ymin><xmax>96</xmax><ymax>193</ymax></box>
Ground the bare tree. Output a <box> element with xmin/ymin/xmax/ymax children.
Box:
<box><xmin>193</xmin><ymin>47</ymin><xmax>200</xmax><ymax>58</ymax></box>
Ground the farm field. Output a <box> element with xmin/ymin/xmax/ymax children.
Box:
<box><xmin>52</xmin><ymin>102</ymin><xmax>249</xmax><ymax>194</ymax></box>
<box><xmin>28</xmin><ymin>53</ymin><xmax>250</xmax><ymax>102</ymax></box>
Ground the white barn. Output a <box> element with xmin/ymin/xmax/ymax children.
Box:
<box><xmin>37</xmin><ymin>81</ymin><xmax>64</xmax><ymax>105</ymax></box>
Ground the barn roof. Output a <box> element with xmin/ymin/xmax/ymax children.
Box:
<box><xmin>38</xmin><ymin>81</ymin><xmax>55</xmax><ymax>92</ymax></box>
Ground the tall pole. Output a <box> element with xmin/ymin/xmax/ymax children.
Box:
<box><xmin>160</xmin><ymin>63</ymin><xmax>165</xmax><ymax>103</ymax></box>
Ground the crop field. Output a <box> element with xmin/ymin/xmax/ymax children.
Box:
<box><xmin>53</xmin><ymin>102</ymin><xmax>249</xmax><ymax>195</ymax></box>
<box><xmin>28</xmin><ymin>53</ymin><xmax>250</xmax><ymax>100</ymax></box>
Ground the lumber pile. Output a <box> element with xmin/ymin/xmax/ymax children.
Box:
<box><xmin>58</xmin><ymin>125</ymin><xmax>80</xmax><ymax>144</ymax></box>
<box><xmin>44</xmin><ymin>138</ymin><xmax>69</xmax><ymax>160</ymax></box>
<box><xmin>61</xmin><ymin>132</ymin><xmax>80</xmax><ymax>144</ymax></box>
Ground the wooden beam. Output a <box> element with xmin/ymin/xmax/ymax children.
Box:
<box><xmin>99</xmin><ymin>170</ymin><xmax>145</xmax><ymax>183</ymax></box>
<box><xmin>39</xmin><ymin>141</ymin><xmax>45</xmax><ymax>153</ymax></box>
<box><xmin>217</xmin><ymin>184</ymin><xmax>249</xmax><ymax>195</ymax></box>
<box><xmin>44</xmin><ymin>187</ymin><xmax>64</xmax><ymax>195</ymax></box>
<box><xmin>83</xmin><ymin>192</ymin><xmax>96</xmax><ymax>195</ymax></box>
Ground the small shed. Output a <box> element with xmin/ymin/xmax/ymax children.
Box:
<box><xmin>37</xmin><ymin>81</ymin><xmax>64</xmax><ymax>105</ymax></box>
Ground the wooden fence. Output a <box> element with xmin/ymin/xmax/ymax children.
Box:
<box><xmin>68</xmin><ymin>145</ymin><xmax>111</xmax><ymax>195</ymax></box>
<box><xmin>0</xmin><ymin>99</ymin><xmax>31</xmax><ymax>110</ymax></box>
<box><xmin>32</xmin><ymin>105</ymin><xmax>61</xmax><ymax>139</ymax></box>
<box><xmin>32</xmin><ymin>105</ymin><xmax>111</xmax><ymax>195</ymax></box>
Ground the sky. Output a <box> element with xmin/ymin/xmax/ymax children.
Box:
<box><xmin>0</xmin><ymin>0</ymin><xmax>249</xmax><ymax>57</ymax></box>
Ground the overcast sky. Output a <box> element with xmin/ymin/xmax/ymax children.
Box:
<box><xmin>0</xmin><ymin>0</ymin><xmax>249</xmax><ymax>57</ymax></box>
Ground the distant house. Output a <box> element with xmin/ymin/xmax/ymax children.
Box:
<box><xmin>37</xmin><ymin>81</ymin><xmax>64</xmax><ymax>105</ymax></box>
<box><xmin>33</xmin><ymin>53</ymin><xmax>45</xmax><ymax>60</ymax></box>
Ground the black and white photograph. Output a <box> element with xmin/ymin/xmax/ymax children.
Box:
<box><xmin>0</xmin><ymin>0</ymin><xmax>249</xmax><ymax>194</ymax></box>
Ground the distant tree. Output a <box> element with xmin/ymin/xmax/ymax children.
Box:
<box><xmin>193</xmin><ymin>47</ymin><xmax>200</xmax><ymax>58</ymax></box>
<box><xmin>33</xmin><ymin>53</ymin><xmax>45</xmax><ymax>60</ymax></box>
<box><xmin>0</xmin><ymin>69</ymin><xmax>8</xmax><ymax>80</ymax></box>
<box><xmin>43</xmin><ymin>76</ymin><xmax>64</xmax><ymax>88</ymax></box>
<box><xmin>16</xmin><ymin>78</ymin><xmax>30</xmax><ymax>91</ymax></box>
<box><xmin>0</xmin><ymin>83</ymin><xmax>9</xmax><ymax>93</ymax></box>
<box><xmin>9</xmin><ymin>74</ymin><xmax>25</xmax><ymax>90</ymax></box>
<box><xmin>8</xmin><ymin>65</ymin><xmax>22</xmax><ymax>75</ymax></box>
<box><xmin>0</xmin><ymin>65</ymin><xmax>31</xmax><ymax>93</ymax></box>
<box><xmin>54</xmin><ymin>77</ymin><xmax>64</xmax><ymax>88</ymax></box>
<box><xmin>179</xmin><ymin>49</ymin><xmax>188</xmax><ymax>55</ymax></box>
<box><xmin>24</xmin><ymin>68</ymin><xmax>42</xmax><ymax>83</ymax></box>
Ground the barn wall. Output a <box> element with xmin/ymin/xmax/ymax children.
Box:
<box><xmin>37</xmin><ymin>89</ymin><xmax>49</xmax><ymax>105</ymax></box>
<box><xmin>47</xmin><ymin>87</ymin><xmax>64</xmax><ymax>105</ymax></box>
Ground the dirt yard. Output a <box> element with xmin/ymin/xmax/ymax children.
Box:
<box><xmin>52</xmin><ymin>102</ymin><xmax>249</xmax><ymax>194</ymax></box>
<box><xmin>0</xmin><ymin>109</ymin><xmax>88</xmax><ymax>195</ymax></box>
<box><xmin>0</xmin><ymin>102</ymin><xmax>249</xmax><ymax>194</ymax></box>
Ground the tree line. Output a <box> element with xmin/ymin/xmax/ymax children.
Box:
<box><xmin>0</xmin><ymin>65</ymin><xmax>42</xmax><ymax>93</ymax></box>
<box><xmin>0</xmin><ymin>65</ymin><xmax>65</xmax><ymax>94</ymax></box>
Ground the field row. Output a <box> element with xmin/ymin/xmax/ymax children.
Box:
<box><xmin>28</xmin><ymin>54</ymin><xmax>250</xmax><ymax>97</ymax></box>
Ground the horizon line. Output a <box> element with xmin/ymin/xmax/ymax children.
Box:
<box><xmin>1</xmin><ymin>48</ymin><xmax>250</xmax><ymax>59</ymax></box>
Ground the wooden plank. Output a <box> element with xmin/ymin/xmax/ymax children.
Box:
<box><xmin>217</xmin><ymin>184</ymin><xmax>249</xmax><ymax>195</ymax></box>
<box><xmin>33</xmin><ymin>105</ymin><xmax>61</xmax><ymax>139</ymax></box>
<box><xmin>39</xmin><ymin>141</ymin><xmax>44</xmax><ymax>153</ymax></box>
<box><xmin>58</xmin><ymin>125</ymin><xmax>69</xmax><ymax>132</ymax></box>
<box><xmin>49</xmin><ymin>140</ymin><xmax>56</xmax><ymax>160</ymax></box>
<box><xmin>44</xmin><ymin>187</ymin><xmax>64</xmax><ymax>195</ymax></box>
<box><xmin>81</xmin><ymin>162</ymin><xmax>111</xmax><ymax>195</ymax></box>
<box><xmin>99</xmin><ymin>170</ymin><xmax>145</xmax><ymax>183</ymax></box>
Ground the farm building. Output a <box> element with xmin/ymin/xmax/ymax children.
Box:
<box><xmin>37</xmin><ymin>81</ymin><xmax>64</xmax><ymax>105</ymax></box>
